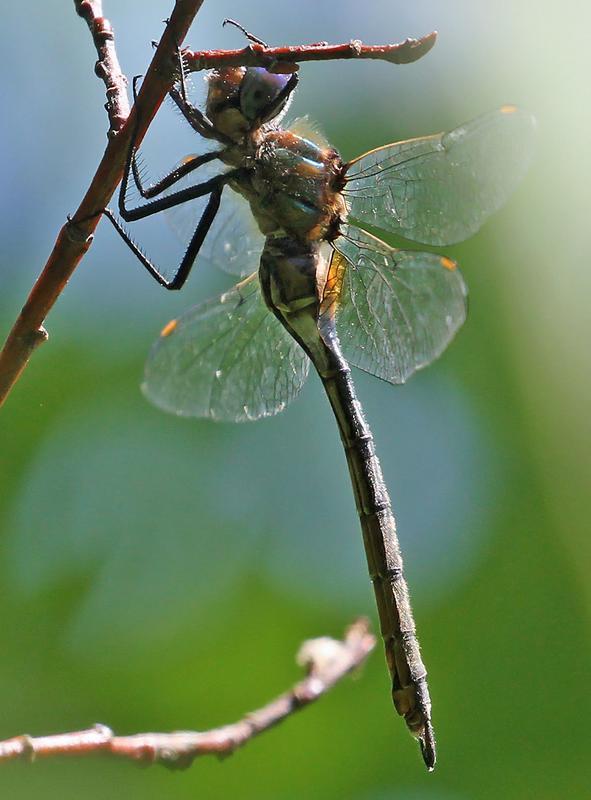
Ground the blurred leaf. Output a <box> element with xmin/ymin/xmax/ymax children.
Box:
<box><xmin>6</xmin><ymin>402</ymin><xmax>261</xmax><ymax>650</ymax></box>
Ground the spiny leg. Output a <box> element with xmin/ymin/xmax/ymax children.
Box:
<box><xmin>117</xmin><ymin>162</ymin><xmax>243</xmax><ymax>223</ymax></box>
<box><xmin>127</xmin><ymin>73</ymin><xmax>223</xmax><ymax>201</ymax></box>
<box><xmin>108</xmin><ymin>72</ymin><xmax>239</xmax><ymax>289</ymax></box>
<box><xmin>130</xmin><ymin>149</ymin><xmax>221</xmax><ymax>200</ymax></box>
<box><xmin>114</xmin><ymin>68</ymin><xmax>240</xmax><ymax>222</ymax></box>
<box><xmin>168</xmin><ymin>47</ymin><xmax>232</xmax><ymax>144</ymax></box>
<box><xmin>103</xmin><ymin>184</ymin><xmax>222</xmax><ymax>290</ymax></box>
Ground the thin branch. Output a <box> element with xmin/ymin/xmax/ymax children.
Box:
<box><xmin>184</xmin><ymin>31</ymin><xmax>437</xmax><ymax>72</ymax></box>
<box><xmin>0</xmin><ymin>0</ymin><xmax>205</xmax><ymax>409</ymax></box>
<box><xmin>0</xmin><ymin>620</ymin><xmax>375</xmax><ymax>769</ymax></box>
<box><xmin>74</xmin><ymin>1</ymin><xmax>130</xmax><ymax>133</ymax></box>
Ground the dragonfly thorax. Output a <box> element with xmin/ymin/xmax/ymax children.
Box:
<box><xmin>247</xmin><ymin>129</ymin><xmax>346</xmax><ymax>242</ymax></box>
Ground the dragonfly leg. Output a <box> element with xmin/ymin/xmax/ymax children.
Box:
<box><xmin>168</xmin><ymin>49</ymin><xmax>231</xmax><ymax>144</ymax></box>
<box><xmin>124</xmin><ymin>74</ymin><xmax>224</xmax><ymax>204</ymax></box>
<box><xmin>104</xmin><ymin>67</ymin><xmax>246</xmax><ymax>289</ymax></box>
<box><xmin>103</xmin><ymin>184</ymin><xmax>222</xmax><ymax>290</ymax></box>
<box><xmin>168</xmin><ymin>83</ymin><xmax>225</xmax><ymax>142</ymax></box>
<box><xmin>130</xmin><ymin>149</ymin><xmax>221</xmax><ymax>200</ymax></box>
<box><xmin>117</xmin><ymin>137</ymin><xmax>243</xmax><ymax>222</ymax></box>
<box><xmin>221</xmin><ymin>18</ymin><xmax>268</xmax><ymax>47</ymax></box>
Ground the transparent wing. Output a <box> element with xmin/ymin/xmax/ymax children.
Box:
<box><xmin>326</xmin><ymin>225</ymin><xmax>467</xmax><ymax>384</ymax></box>
<box><xmin>164</xmin><ymin>157</ymin><xmax>266</xmax><ymax>277</ymax></box>
<box><xmin>343</xmin><ymin>106</ymin><xmax>536</xmax><ymax>246</ymax></box>
<box><xmin>142</xmin><ymin>273</ymin><xmax>310</xmax><ymax>421</ymax></box>
<box><xmin>200</xmin><ymin>187</ymin><xmax>266</xmax><ymax>277</ymax></box>
<box><xmin>287</xmin><ymin>115</ymin><xmax>330</xmax><ymax>148</ymax></box>
<box><xmin>161</xmin><ymin>156</ymin><xmax>222</xmax><ymax>246</ymax></box>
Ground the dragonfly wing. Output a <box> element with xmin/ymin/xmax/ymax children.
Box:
<box><xmin>287</xmin><ymin>115</ymin><xmax>330</xmax><ymax>148</ymax></box>
<box><xmin>199</xmin><ymin>187</ymin><xmax>267</xmax><ymax>278</ymax></box>
<box><xmin>142</xmin><ymin>273</ymin><xmax>310</xmax><ymax>421</ymax></box>
<box><xmin>164</xmin><ymin>157</ymin><xmax>266</xmax><ymax>278</ymax></box>
<box><xmin>328</xmin><ymin>225</ymin><xmax>467</xmax><ymax>384</ymax></box>
<box><xmin>343</xmin><ymin>106</ymin><xmax>536</xmax><ymax>246</ymax></box>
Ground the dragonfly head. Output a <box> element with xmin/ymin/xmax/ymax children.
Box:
<box><xmin>206</xmin><ymin>67</ymin><xmax>298</xmax><ymax>141</ymax></box>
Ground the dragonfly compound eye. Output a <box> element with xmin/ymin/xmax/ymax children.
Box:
<box><xmin>240</xmin><ymin>68</ymin><xmax>293</xmax><ymax>123</ymax></box>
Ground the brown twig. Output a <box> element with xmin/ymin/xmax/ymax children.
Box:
<box><xmin>74</xmin><ymin>1</ymin><xmax>130</xmax><ymax>133</ymax></box>
<box><xmin>0</xmin><ymin>0</ymin><xmax>205</xmax><ymax>409</ymax></box>
<box><xmin>0</xmin><ymin>620</ymin><xmax>375</xmax><ymax>768</ymax></box>
<box><xmin>184</xmin><ymin>31</ymin><xmax>437</xmax><ymax>72</ymax></box>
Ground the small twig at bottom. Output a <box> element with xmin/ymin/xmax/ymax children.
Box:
<box><xmin>0</xmin><ymin>619</ymin><xmax>375</xmax><ymax>769</ymax></box>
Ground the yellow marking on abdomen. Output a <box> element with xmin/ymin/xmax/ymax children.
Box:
<box><xmin>160</xmin><ymin>319</ymin><xmax>178</xmax><ymax>337</ymax></box>
<box><xmin>440</xmin><ymin>256</ymin><xmax>457</xmax><ymax>271</ymax></box>
<box><xmin>319</xmin><ymin>249</ymin><xmax>347</xmax><ymax>320</ymax></box>
<box><xmin>500</xmin><ymin>104</ymin><xmax>518</xmax><ymax>114</ymax></box>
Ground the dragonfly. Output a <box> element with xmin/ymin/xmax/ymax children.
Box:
<box><xmin>105</xmin><ymin>47</ymin><xmax>535</xmax><ymax>769</ymax></box>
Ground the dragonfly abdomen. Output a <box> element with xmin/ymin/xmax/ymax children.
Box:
<box><xmin>317</xmin><ymin>338</ymin><xmax>436</xmax><ymax>770</ymax></box>
<box><xmin>259</xmin><ymin>235</ymin><xmax>436</xmax><ymax>768</ymax></box>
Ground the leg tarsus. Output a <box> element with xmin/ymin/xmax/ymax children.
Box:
<box><xmin>222</xmin><ymin>18</ymin><xmax>268</xmax><ymax>47</ymax></box>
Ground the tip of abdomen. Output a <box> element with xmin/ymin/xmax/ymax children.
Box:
<box><xmin>419</xmin><ymin>720</ymin><xmax>437</xmax><ymax>771</ymax></box>
<box><xmin>393</xmin><ymin>682</ymin><xmax>436</xmax><ymax>769</ymax></box>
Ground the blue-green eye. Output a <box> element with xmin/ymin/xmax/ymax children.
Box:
<box><xmin>239</xmin><ymin>68</ymin><xmax>292</xmax><ymax>121</ymax></box>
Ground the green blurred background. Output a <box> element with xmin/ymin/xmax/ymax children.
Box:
<box><xmin>1</xmin><ymin>1</ymin><xmax>589</xmax><ymax>798</ymax></box>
